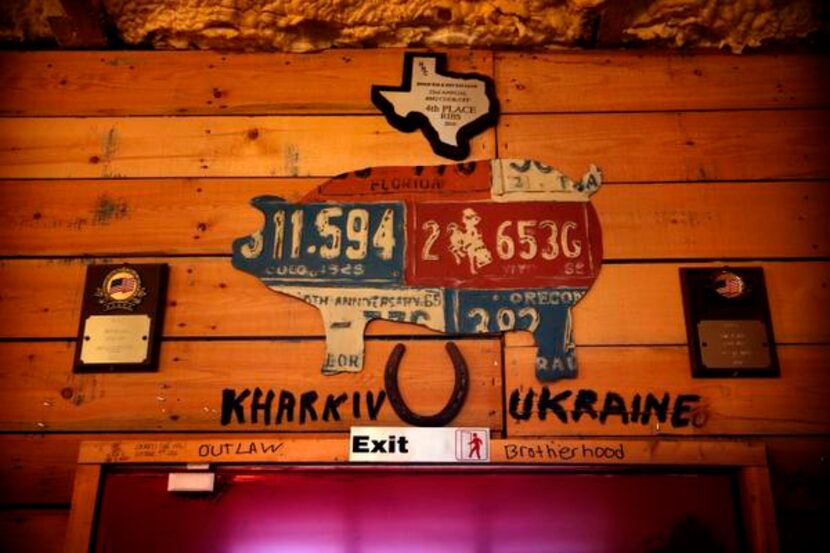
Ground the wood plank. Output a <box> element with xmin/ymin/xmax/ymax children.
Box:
<box><xmin>0</xmin><ymin>339</ymin><xmax>503</xmax><ymax>432</ymax></box>
<box><xmin>504</xmin><ymin>345</ymin><xmax>830</xmax><ymax>436</ymax></box>
<box><xmin>0</xmin><ymin>509</ymin><xmax>68</xmax><ymax>553</ymax></box>
<box><xmin>2</xmin><ymin>340</ymin><xmax>825</xmax><ymax>436</ymax></box>
<box><xmin>545</xmin><ymin>261</ymin><xmax>830</xmax><ymax>347</ymax></box>
<box><xmin>0</xmin><ymin>178</ymin><xmax>318</xmax><ymax>256</ymax></box>
<box><xmin>0</xmin><ymin>49</ymin><xmax>828</xmax><ymax>115</ymax></box>
<box><xmin>496</xmin><ymin>52</ymin><xmax>830</xmax><ymax>113</ymax></box>
<box><xmin>491</xmin><ymin>438</ymin><xmax>766</xmax><ymax>466</ymax></box>
<box><xmin>63</xmin><ymin>464</ymin><xmax>98</xmax><ymax>553</ymax></box>
<box><xmin>499</xmin><ymin>111</ymin><xmax>830</xmax><ymax>183</ymax></box>
<box><xmin>593</xmin><ymin>182</ymin><xmax>830</xmax><ymax>259</ymax></box>
<box><xmin>1</xmin><ymin>259</ymin><xmax>827</xmax><ymax>346</ymax></box>
<box><xmin>740</xmin><ymin>466</ymin><xmax>780</xmax><ymax>553</ymax></box>
<box><xmin>77</xmin><ymin>437</ymin><xmax>350</xmax><ymax>464</ymax></box>
<box><xmin>1</xmin><ymin>111</ymin><xmax>827</xmax><ymax>181</ymax></box>
<box><xmin>75</xmin><ymin>436</ymin><xmax>765</xmax><ymax>466</ymax></box>
<box><xmin>0</xmin><ymin>116</ymin><xmax>495</xmax><ymax>179</ymax></box>
<box><xmin>0</xmin><ymin>50</ymin><xmax>492</xmax><ymax>116</ymax></box>
<box><xmin>1</xmin><ymin>179</ymin><xmax>827</xmax><ymax>258</ymax></box>
<box><xmin>2</xmin><ymin>51</ymin><xmax>823</xmax><ymax>117</ymax></box>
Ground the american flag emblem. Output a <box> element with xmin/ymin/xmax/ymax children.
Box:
<box><xmin>713</xmin><ymin>271</ymin><xmax>746</xmax><ymax>299</ymax></box>
<box><xmin>109</xmin><ymin>276</ymin><xmax>136</xmax><ymax>295</ymax></box>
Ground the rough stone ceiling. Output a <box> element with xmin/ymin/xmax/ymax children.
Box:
<box><xmin>1</xmin><ymin>0</ymin><xmax>827</xmax><ymax>53</ymax></box>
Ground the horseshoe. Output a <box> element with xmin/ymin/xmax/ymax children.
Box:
<box><xmin>384</xmin><ymin>342</ymin><xmax>470</xmax><ymax>427</ymax></box>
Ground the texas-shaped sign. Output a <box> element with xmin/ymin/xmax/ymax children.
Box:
<box><xmin>232</xmin><ymin>159</ymin><xmax>603</xmax><ymax>381</ymax></box>
<box><xmin>372</xmin><ymin>52</ymin><xmax>498</xmax><ymax>161</ymax></box>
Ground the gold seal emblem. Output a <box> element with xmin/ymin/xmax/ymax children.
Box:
<box><xmin>95</xmin><ymin>267</ymin><xmax>147</xmax><ymax>311</ymax></box>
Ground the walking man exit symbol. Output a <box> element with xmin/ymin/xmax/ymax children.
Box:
<box><xmin>455</xmin><ymin>429</ymin><xmax>489</xmax><ymax>462</ymax></box>
<box><xmin>468</xmin><ymin>432</ymin><xmax>483</xmax><ymax>459</ymax></box>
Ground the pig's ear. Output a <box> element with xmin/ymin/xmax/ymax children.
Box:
<box><xmin>579</xmin><ymin>165</ymin><xmax>602</xmax><ymax>198</ymax></box>
<box><xmin>251</xmin><ymin>195</ymin><xmax>286</xmax><ymax>210</ymax></box>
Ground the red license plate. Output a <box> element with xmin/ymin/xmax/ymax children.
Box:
<box><xmin>407</xmin><ymin>201</ymin><xmax>600</xmax><ymax>289</ymax></box>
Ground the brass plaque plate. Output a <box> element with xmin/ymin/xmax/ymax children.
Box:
<box><xmin>80</xmin><ymin>315</ymin><xmax>151</xmax><ymax>364</ymax></box>
<box><xmin>74</xmin><ymin>263</ymin><xmax>168</xmax><ymax>373</ymax></box>
<box><xmin>698</xmin><ymin>320</ymin><xmax>771</xmax><ymax>370</ymax></box>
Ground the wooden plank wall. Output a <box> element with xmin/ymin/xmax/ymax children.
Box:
<box><xmin>0</xmin><ymin>49</ymin><xmax>828</xmax><ymax>552</ymax></box>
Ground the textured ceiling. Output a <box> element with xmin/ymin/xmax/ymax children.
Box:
<box><xmin>1</xmin><ymin>0</ymin><xmax>826</xmax><ymax>53</ymax></box>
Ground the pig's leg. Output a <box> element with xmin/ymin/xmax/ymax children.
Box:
<box><xmin>319</xmin><ymin>310</ymin><xmax>369</xmax><ymax>375</ymax></box>
<box><xmin>532</xmin><ymin>305</ymin><xmax>577</xmax><ymax>381</ymax></box>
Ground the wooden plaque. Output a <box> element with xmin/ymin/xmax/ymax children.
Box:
<box><xmin>680</xmin><ymin>267</ymin><xmax>779</xmax><ymax>378</ymax></box>
<box><xmin>74</xmin><ymin>263</ymin><xmax>168</xmax><ymax>373</ymax></box>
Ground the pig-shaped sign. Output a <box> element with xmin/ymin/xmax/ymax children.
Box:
<box><xmin>232</xmin><ymin>159</ymin><xmax>603</xmax><ymax>381</ymax></box>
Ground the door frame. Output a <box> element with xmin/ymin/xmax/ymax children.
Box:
<box><xmin>64</xmin><ymin>436</ymin><xmax>778</xmax><ymax>553</ymax></box>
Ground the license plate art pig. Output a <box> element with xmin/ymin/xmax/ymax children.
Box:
<box><xmin>232</xmin><ymin>159</ymin><xmax>603</xmax><ymax>381</ymax></box>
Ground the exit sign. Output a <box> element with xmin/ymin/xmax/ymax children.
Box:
<box><xmin>349</xmin><ymin>427</ymin><xmax>489</xmax><ymax>463</ymax></box>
